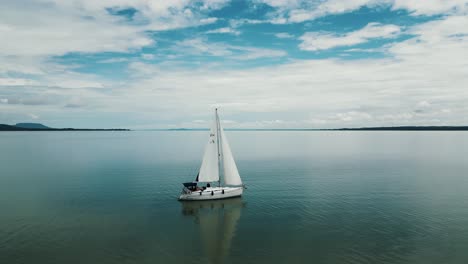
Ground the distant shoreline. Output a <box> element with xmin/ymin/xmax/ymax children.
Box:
<box><xmin>0</xmin><ymin>124</ymin><xmax>130</xmax><ymax>131</ymax></box>
<box><xmin>331</xmin><ymin>126</ymin><xmax>468</xmax><ymax>131</ymax></box>
<box><xmin>2</xmin><ymin>124</ymin><xmax>468</xmax><ymax>132</ymax></box>
<box><xmin>161</xmin><ymin>126</ymin><xmax>468</xmax><ymax>131</ymax></box>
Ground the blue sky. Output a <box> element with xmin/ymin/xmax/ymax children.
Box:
<box><xmin>1</xmin><ymin>0</ymin><xmax>467</xmax><ymax>128</ymax></box>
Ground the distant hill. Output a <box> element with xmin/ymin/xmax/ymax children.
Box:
<box><xmin>15</xmin><ymin>123</ymin><xmax>50</xmax><ymax>129</ymax></box>
<box><xmin>0</xmin><ymin>124</ymin><xmax>32</xmax><ymax>131</ymax></box>
<box><xmin>0</xmin><ymin>123</ymin><xmax>130</xmax><ymax>131</ymax></box>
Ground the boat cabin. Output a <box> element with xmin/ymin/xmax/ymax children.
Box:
<box><xmin>183</xmin><ymin>182</ymin><xmax>198</xmax><ymax>191</ymax></box>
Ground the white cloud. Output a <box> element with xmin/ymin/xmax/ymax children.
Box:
<box><xmin>345</xmin><ymin>47</ymin><xmax>388</xmax><ymax>53</ymax></box>
<box><xmin>275</xmin><ymin>32</ymin><xmax>295</xmax><ymax>38</ymax></box>
<box><xmin>47</xmin><ymin>78</ymin><xmax>105</xmax><ymax>89</ymax></box>
<box><xmin>141</xmin><ymin>54</ymin><xmax>155</xmax><ymax>60</ymax></box>
<box><xmin>1</xmin><ymin>1</ymin><xmax>468</xmax><ymax>128</ymax></box>
<box><xmin>98</xmin><ymin>58</ymin><xmax>130</xmax><ymax>64</ymax></box>
<box><xmin>0</xmin><ymin>4</ymin><xmax>152</xmax><ymax>57</ymax></box>
<box><xmin>257</xmin><ymin>0</ymin><xmax>302</xmax><ymax>8</ymax></box>
<box><xmin>0</xmin><ymin>0</ymin><xmax>225</xmax><ymax>57</ymax></box>
<box><xmin>175</xmin><ymin>38</ymin><xmax>234</xmax><ymax>56</ymax></box>
<box><xmin>0</xmin><ymin>56</ymin><xmax>49</xmax><ymax>75</ymax></box>
<box><xmin>206</xmin><ymin>27</ymin><xmax>241</xmax><ymax>35</ymax></box>
<box><xmin>229</xmin><ymin>18</ymin><xmax>265</xmax><ymax>27</ymax></box>
<box><xmin>335</xmin><ymin>111</ymin><xmax>373</xmax><ymax>122</ymax></box>
<box><xmin>257</xmin><ymin>0</ymin><xmax>468</xmax><ymax>24</ymax></box>
<box><xmin>392</xmin><ymin>0</ymin><xmax>468</xmax><ymax>16</ymax></box>
<box><xmin>234</xmin><ymin>47</ymin><xmax>287</xmax><ymax>60</ymax></box>
<box><xmin>255</xmin><ymin>0</ymin><xmax>387</xmax><ymax>24</ymax></box>
<box><xmin>289</xmin><ymin>0</ymin><xmax>387</xmax><ymax>23</ymax></box>
<box><xmin>388</xmin><ymin>15</ymin><xmax>468</xmax><ymax>69</ymax></box>
<box><xmin>299</xmin><ymin>23</ymin><xmax>400</xmax><ymax>51</ymax></box>
<box><xmin>106</xmin><ymin>15</ymin><xmax>466</xmax><ymax>128</ymax></box>
<box><xmin>4</xmin><ymin>14</ymin><xmax>461</xmax><ymax>128</ymax></box>
<box><xmin>0</xmin><ymin>78</ymin><xmax>37</xmax><ymax>86</ymax></box>
<box><xmin>200</xmin><ymin>17</ymin><xmax>219</xmax><ymax>24</ymax></box>
<box><xmin>173</xmin><ymin>37</ymin><xmax>287</xmax><ymax>59</ymax></box>
<box><xmin>417</xmin><ymin>101</ymin><xmax>431</xmax><ymax>108</ymax></box>
<box><xmin>28</xmin><ymin>113</ymin><xmax>39</xmax><ymax>120</ymax></box>
<box><xmin>199</xmin><ymin>0</ymin><xmax>230</xmax><ymax>10</ymax></box>
<box><xmin>41</xmin><ymin>0</ymin><xmax>228</xmax><ymax>30</ymax></box>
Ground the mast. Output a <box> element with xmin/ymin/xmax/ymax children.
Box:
<box><xmin>215</xmin><ymin>108</ymin><xmax>222</xmax><ymax>187</ymax></box>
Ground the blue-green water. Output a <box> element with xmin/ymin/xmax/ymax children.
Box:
<box><xmin>1</xmin><ymin>131</ymin><xmax>468</xmax><ymax>264</ymax></box>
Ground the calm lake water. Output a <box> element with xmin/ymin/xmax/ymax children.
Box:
<box><xmin>1</xmin><ymin>131</ymin><xmax>468</xmax><ymax>264</ymax></box>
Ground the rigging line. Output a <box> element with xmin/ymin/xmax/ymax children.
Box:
<box><xmin>216</xmin><ymin>108</ymin><xmax>222</xmax><ymax>187</ymax></box>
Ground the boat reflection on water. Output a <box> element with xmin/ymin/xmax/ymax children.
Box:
<box><xmin>181</xmin><ymin>198</ymin><xmax>245</xmax><ymax>264</ymax></box>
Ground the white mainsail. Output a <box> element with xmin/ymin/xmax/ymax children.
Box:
<box><xmin>197</xmin><ymin>116</ymin><xmax>219</xmax><ymax>182</ymax></box>
<box><xmin>220</xmin><ymin>125</ymin><xmax>242</xmax><ymax>186</ymax></box>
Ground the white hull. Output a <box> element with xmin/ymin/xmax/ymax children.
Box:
<box><xmin>179</xmin><ymin>186</ymin><xmax>243</xmax><ymax>201</ymax></box>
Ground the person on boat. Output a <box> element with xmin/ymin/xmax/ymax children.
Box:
<box><xmin>207</xmin><ymin>183</ymin><xmax>211</xmax><ymax>188</ymax></box>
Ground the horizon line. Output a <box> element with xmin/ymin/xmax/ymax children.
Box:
<box><xmin>139</xmin><ymin>126</ymin><xmax>468</xmax><ymax>131</ymax></box>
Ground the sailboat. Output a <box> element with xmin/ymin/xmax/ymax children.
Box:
<box><xmin>179</xmin><ymin>108</ymin><xmax>244</xmax><ymax>201</ymax></box>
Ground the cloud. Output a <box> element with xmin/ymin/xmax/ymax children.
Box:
<box><xmin>3</xmin><ymin>96</ymin><xmax>57</xmax><ymax>106</ymax></box>
<box><xmin>257</xmin><ymin>0</ymin><xmax>468</xmax><ymax>24</ymax></box>
<box><xmin>417</xmin><ymin>101</ymin><xmax>431</xmax><ymax>108</ymax></box>
<box><xmin>206</xmin><ymin>27</ymin><xmax>241</xmax><ymax>35</ymax></box>
<box><xmin>1</xmin><ymin>1</ymin><xmax>467</xmax><ymax>128</ymax></box>
<box><xmin>64</xmin><ymin>97</ymin><xmax>88</xmax><ymax>108</ymax></box>
<box><xmin>256</xmin><ymin>0</ymin><xmax>388</xmax><ymax>24</ymax></box>
<box><xmin>275</xmin><ymin>32</ymin><xmax>295</xmax><ymax>38</ymax></box>
<box><xmin>0</xmin><ymin>84</ymin><xmax>112</xmax><ymax>125</ymax></box>
<box><xmin>336</xmin><ymin>111</ymin><xmax>373</xmax><ymax>122</ymax></box>
<box><xmin>299</xmin><ymin>22</ymin><xmax>401</xmax><ymax>51</ymax></box>
<box><xmin>0</xmin><ymin>0</ymin><xmax>226</xmax><ymax>58</ymax></box>
<box><xmin>390</xmin><ymin>15</ymin><xmax>468</xmax><ymax>53</ymax></box>
<box><xmin>257</xmin><ymin>0</ymin><xmax>302</xmax><ymax>8</ymax></box>
<box><xmin>0</xmin><ymin>56</ymin><xmax>48</xmax><ymax>75</ymax></box>
<box><xmin>47</xmin><ymin>79</ymin><xmax>105</xmax><ymax>89</ymax></box>
<box><xmin>0</xmin><ymin>4</ymin><xmax>152</xmax><ymax>57</ymax></box>
<box><xmin>28</xmin><ymin>113</ymin><xmax>39</xmax><ymax>120</ymax></box>
<box><xmin>0</xmin><ymin>78</ymin><xmax>37</xmax><ymax>86</ymax></box>
<box><xmin>108</xmin><ymin>15</ymin><xmax>466</xmax><ymax>128</ymax></box>
<box><xmin>392</xmin><ymin>0</ymin><xmax>468</xmax><ymax>16</ymax></box>
<box><xmin>141</xmin><ymin>54</ymin><xmax>155</xmax><ymax>60</ymax></box>
<box><xmin>175</xmin><ymin>38</ymin><xmax>234</xmax><ymax>56</ymax></box>
<box><xmin>4</xmin><ymin>14</ymin><xmax>463</xmax><ymax>128</ymax></box>
<box><xmin>172</xmin><ymin>37</ymin><xmax>287</xmax><ymax>59</ymax></box>
<box><xmin>234</xmin><ymin>47</ymin><xmax>287</xmax><ymax>60</ymax></box>
<box><xmin>98</xmin><ymin>58</ymin><xmax>130</xmax><ymax>64</ymax></box>
<box><xmin>289</xmin><ymin>0</ymin><xmax>387</xmax><ymax>23</ymax></box>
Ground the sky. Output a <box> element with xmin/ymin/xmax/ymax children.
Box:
<box><xmin>1</xmin><ymin>0</ymin><xmax>467</xmax><ymax>129</ymax></box>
